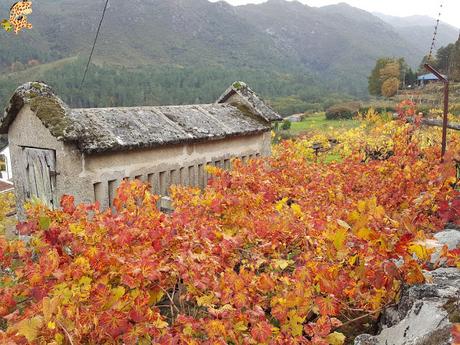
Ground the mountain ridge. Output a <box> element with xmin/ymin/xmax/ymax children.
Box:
<box><xmin>0</xmin><ymin>0</ymin><xmax>458</xmax><ymax>113</ymax></box>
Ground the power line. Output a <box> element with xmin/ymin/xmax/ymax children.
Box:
<box><xmin>80</xmin><ymin>0</ymin><xmax>110</xmax><ymax>89</ymax></box>
<box><xmin>428</xmin><ymin>1</ymin><xmax>444</xmax><ymax>60</ymax></box>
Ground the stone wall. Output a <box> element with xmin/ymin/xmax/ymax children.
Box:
<box><xmin>84</xmin><ymin>131</ymin><xmax>272</xmax><ymax>210</ymax></box>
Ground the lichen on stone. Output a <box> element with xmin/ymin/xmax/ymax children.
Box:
<box><xmin>232</xmin><ymin>81</ymin><xmax>245</xmax><ymax>90</ymax></box>
<box><xmin>29</xmin><ymin>96</ymin><xmax>71</xmax><ymax>138</ymax></box>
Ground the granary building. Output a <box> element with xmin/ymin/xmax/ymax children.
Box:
<box><xmin>0</xmin><ymin>81</ymin><xmax>281</xmax><ymax>216</ymax></box>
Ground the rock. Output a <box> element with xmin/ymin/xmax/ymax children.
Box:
<box><xmin>354</xmin><ymin>267</ymin><xmax>460</xmax><ymax>345</ymax></box>
<box><xmin>285</xmin><ymin>114</ymin><xmax>303</xmax><ymax>123</ymax></box>
<box><xmin>434</xmin><ymin>229</ymin><xmax>460</xmax><ymax>250</ymax></box>
<box><xmin>424</xmin><ymin>229</ymin><xmax>460</xmax><ymax>266</ymax></box>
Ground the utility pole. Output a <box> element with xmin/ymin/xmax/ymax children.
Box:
<box><xmin>424</xmin><ymin>64</ymin><xmax>449</xmax><ymax>160</ymax></box>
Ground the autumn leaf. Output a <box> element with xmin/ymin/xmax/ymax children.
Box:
<box><xmin>251</xmin><ymin>321</ymin><xmax>272</xmax><ymax>342</ymax></box>
<box><xmin>333</xmin><ymin>228</ymin><xmax>348</xmax><ymax>250</ymax></box>
<box><xmin>273</xmin><ymin>259</ymin><xmax>293</xmax><ymax>270</ymax></box>
<box><xmin>408</xmin><ymin>243</ymin><xmax>429</xmax><ymax>261</ymax></box>
<box><xmin>196</xmin><ymin>293</ymin><xmax>216</xmax><ymax>307</ymax></box>
<box><xmin>39</xmin><ymin>216</ymin><xmax>51</xmax><ymax>230</ymax></box>
<box><xmin>42</xmin><ymin>296</ymin><xmax>59</xmax><ymax>321</ymax></box>
<box><xmin>1</xmin><ymin>116</ymin><xmax>458</xmax><ymax>343</ymax></box>
<box><xmin>291</xmin><ymin>203</ymin><xmax>303</xmax><ymax>217</ymax></box>
<box><xmin>337</xmin><ymin>219</ymin><xmax>351</xmax><ymax>229</ymax></box>
<box><xmin>285</xmin><ymin>310</ymin><xmax>306</xmax><ymax>337</ymax></box>
<box><xmin>13</xmin><ymin>316</ymin><xmax>44</xmax><ymax>342</ymax></box>
<box><xmin>315</xmin><ymin>296</ymin><xmax>340</xmax><ymax>316</ymax></box>
<box><xmin>327</xmin><ymin>331</ymin><xmax>346</xmax><ymax>345</ymax></box>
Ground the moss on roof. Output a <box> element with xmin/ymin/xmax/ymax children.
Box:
<box><xmin>0</xmin><ymin>82</ymin><xmax>71</xmax><ymax>136</ymax></box>
<box><xmin>29</xmin><ymin>96</ymin><xmax>71</xmax><ymax>138</ymax></box>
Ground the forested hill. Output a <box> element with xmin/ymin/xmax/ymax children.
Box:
<box><xmin>374</xmin><ymin>13</ymin><xmax>459</xmax><ymax>51</ymax></box>
<box><xmin>0</xmin><ymin>0</ymin><xmax>458</xmax><ymax>115</ymax></box>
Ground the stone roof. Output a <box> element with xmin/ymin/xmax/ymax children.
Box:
<box><xmin>0</xmin><ymin>82</ymin><xmax>275</xmax><ymax>154</ymax></box>
<box><xmin>217</xmin><ymin>81</ymin><xmax>282</xmax><ymax>122</ymax></box>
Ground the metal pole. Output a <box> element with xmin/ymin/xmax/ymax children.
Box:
<box><xmin>424</xmin><ymin>64</ymin><xmax>449</xmax><ymax>160</ymax></box>
<box><xmin>442</xmin><ymin>81</ymin><xmax>449</xmax><ymax>158</ymax></box>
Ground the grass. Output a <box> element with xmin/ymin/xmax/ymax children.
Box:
<box><xmin>287</xmin><ymin>112</ymin><xmax>360</xmax><ymax>135</ymax></box>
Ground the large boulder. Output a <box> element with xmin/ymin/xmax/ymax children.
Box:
<box><xmin>427</xmin><ymin>229</ymin><xmax>460</xmax><ymax>266</ymax></box>
<box><xmin>354</xmin><ymin>267</ymin><xmax>460</xmax><ymax>345</ymax></box>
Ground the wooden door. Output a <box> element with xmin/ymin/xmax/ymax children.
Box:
<box><xmin>23</xmin><ymin>147</ymin><xmax>57</xmax><ymax>209</ymax></box>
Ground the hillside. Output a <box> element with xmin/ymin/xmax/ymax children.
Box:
<box><xmin>374</xmin><ymin>13</ymin><xmax>459</xmax><ymax>54</ymax></box>
<box><xmin>0</xmin><ymin>0</ymin><xmax>458</xmax><ymax>114</ymax></box>
<box><xmin>236</xmin><ymin>1</ymin><xmax>422</xmax><ymax>95</ymax></box>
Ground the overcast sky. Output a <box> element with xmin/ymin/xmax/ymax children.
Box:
<box><xmin>210</xmin><ymin>0</ymin><xmax>460</xmax><ymax>28</ymax></box>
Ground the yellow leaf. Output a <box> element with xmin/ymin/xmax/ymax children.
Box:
<box><xmin>149</xmin><ymin>288</ymin><xmax>165</xmax><ymax>305</ymax></box>
<box><xmin>357</xmin><ymin>200</ymin><xmax>366</xmax><ymax>213</ymax></box>
<box><xmin>183</xmin><ymin>324</ymin><xmax>194</xmax><ymax>336</ymax></box>
<box><xmin>337</xmin><ymin>219</ymin><xmax>351</xmax><ymax>229</ymax></box>
<box><xmin>408</xmin><ymin>243</ymin><xmax>428</xmax><ymax>261</ymax></box>
<box><xmin>286</xmin><ymin>310</ymin><xmax>305</xmax><ymax>337</ymax></box>
<box><xmin>333</xmin><ymin>228</ymin><xmax>348</xmax><ymax>250</ymax></box>
<box><xmin>14</xmin><ymin>316</ymin><xmax>44</xmax><ymax>342</ymax></box>
<box><xmin>348</xmin><ymin>254</ymin><xmax>358</xmax><ymax>266</ymax></box>
<box><xmin>55</xmin><ymin>333</ymin><xmax>65</xmax><ymax>345</ymax></box>
<box><xmin>196</xmin><ymin>293</ymin><xmax>215</xmax><ymax>307</ymax></box>
<box><xmin>276</xmin><ymin>198</ymin><xmax>289</xmax><ymax>212</ymax></box>
<box><xmin>153</xmin><ymin>318</ymin><xmax>169</xmax><ymax>329</ymax></box>
<box><xmin>291</xmin><ymin>203</ymin><xmax>303</xmax><ymax>217</ymax></box>
<box><xmin>47</xmin><ymin>321</ymin><xmax>56</xmax><ymax>330</ymax></box>
<box><xmin>357</xmin><ymin>227</ymin><xmax>371</xmax><ymax>240</ymax></box>
<box><xmin>234</xmin><ymin>321</ymin><xmax>248</xmax><ymax>332</ymax></box>
<box><xmin>327</xmin><ymin>331</ymin><xmax>346</xmax><ymax>345</ymax></box>
<box><xmin>69</xmin><ymin>223</ymin><xmax>85</xmax><ymax>237</ymax></box>
<box><xmin>111</xmin><ymin>286</ymin><xmax>126</xmax><ymax>300</ymax></box>
<box><xmin>375</xmin><ymin>205</ymin><xmax>385</xmax><ymax>218</ymax></box>
<box><xmin>273</xmin><ymin>259</ymin><xmax>293</xmax><ymax>270</ymax></box>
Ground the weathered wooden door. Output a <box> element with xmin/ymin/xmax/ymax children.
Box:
<box><xmin>23</xmin><ymin>148</ymin><xmax>57</xmax><ymax>208</ymax></box>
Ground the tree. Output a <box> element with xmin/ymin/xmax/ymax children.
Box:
<box><xmin>449</xmin><ymin>38</ymin><xmax>460</xmax><ymax>81</ymax></box>
<box><xmin>418</xmin><ymin>37</ymin><xmax>460</xmax><ymax>81</ymax></box>
<box><xmin>368</xmin><ymin>58</ymin><xmax>392</xmax><ymax>96</ymax></box>
<box><xmin>379</xmin><ymin>61</ymin><xmax>400</xmax><ymax>81</ymax></box>
<box><xmin>436</xmin><ymin>43</ymin><xmax>455</xmax><ymax>73</ymax></box>
<box><xmin>404</xmin><ymin>68</ymin><xmax>417</xmax><ymax>87</ymax></box>
<box><xmin>418</xmin><ymin>54</ymin><xmax>437</xmax><ymax>74</ymax></box>
<box><xmin>381</xmin><ymin>77</ymin><xmax>400</xmax><ymax>98</ymax></box>
<box><xmin>368</xmin><ymin>58</ymin><xmax>405</xmax><ymax>96</ymax></box>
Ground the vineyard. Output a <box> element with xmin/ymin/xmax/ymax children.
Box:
<box><xmin>1</xmin><ymin>104</ymin><xmax>460</xmax><ymax>344</ymax></box>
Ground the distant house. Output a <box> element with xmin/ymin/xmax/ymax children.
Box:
<box><xmin>417</xmin><ymin>73</ymin><xmax>447</xmax><ymax>87</ymax></box>
<box><xmin>0</xmin><ymin>81</ymin><xmax>281</xmax><ymax>216</ymax></box>
<box><xmin>0</xmin><ymin>135</ymin><xmax>12</xmax><ymax>181</ymax></box>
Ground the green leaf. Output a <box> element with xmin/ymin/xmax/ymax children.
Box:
<box><xmin>15</xmin><ymin>316</ymin><xmax>44</xmax><ymax>342</ymax></box>
<box><xmin>39</xmin><ymin>216</ymin><xmax>51</xmax><ymax>230</ymax></box>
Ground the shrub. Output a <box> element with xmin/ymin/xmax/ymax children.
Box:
<box><xmin>325</xmin><ymin>102</ymin><xmax>360</xmax><ymax>120</ymax></box>
<box><xmin>359</xmin><ymin>105</ymin><xmax>396</xmax><ymax>115</ymax></box>
<box><xmin>1</xmin><ymin>117</ymin><xmax>459</xmax><ymax>344</ymax></box>
<box><xmin>281</xmin><ymin>119</ymin><xmax>291</xmax><ymax>130</ymax></box>
<box><xmin>449</xmin><ymin>103</ymin><xmax>460</xmax><ymax>116</ymax></box>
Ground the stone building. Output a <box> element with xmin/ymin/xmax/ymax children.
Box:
<box><xmin>0</xmin><ymin>81</ymin><xmax>281</xmax><ymax>215</ymax></box>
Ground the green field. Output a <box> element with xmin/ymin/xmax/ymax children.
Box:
<box><xmin>287</xmin><ymin>113</ymin><xmax>360</xmax><ymax>135</ymax></box>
